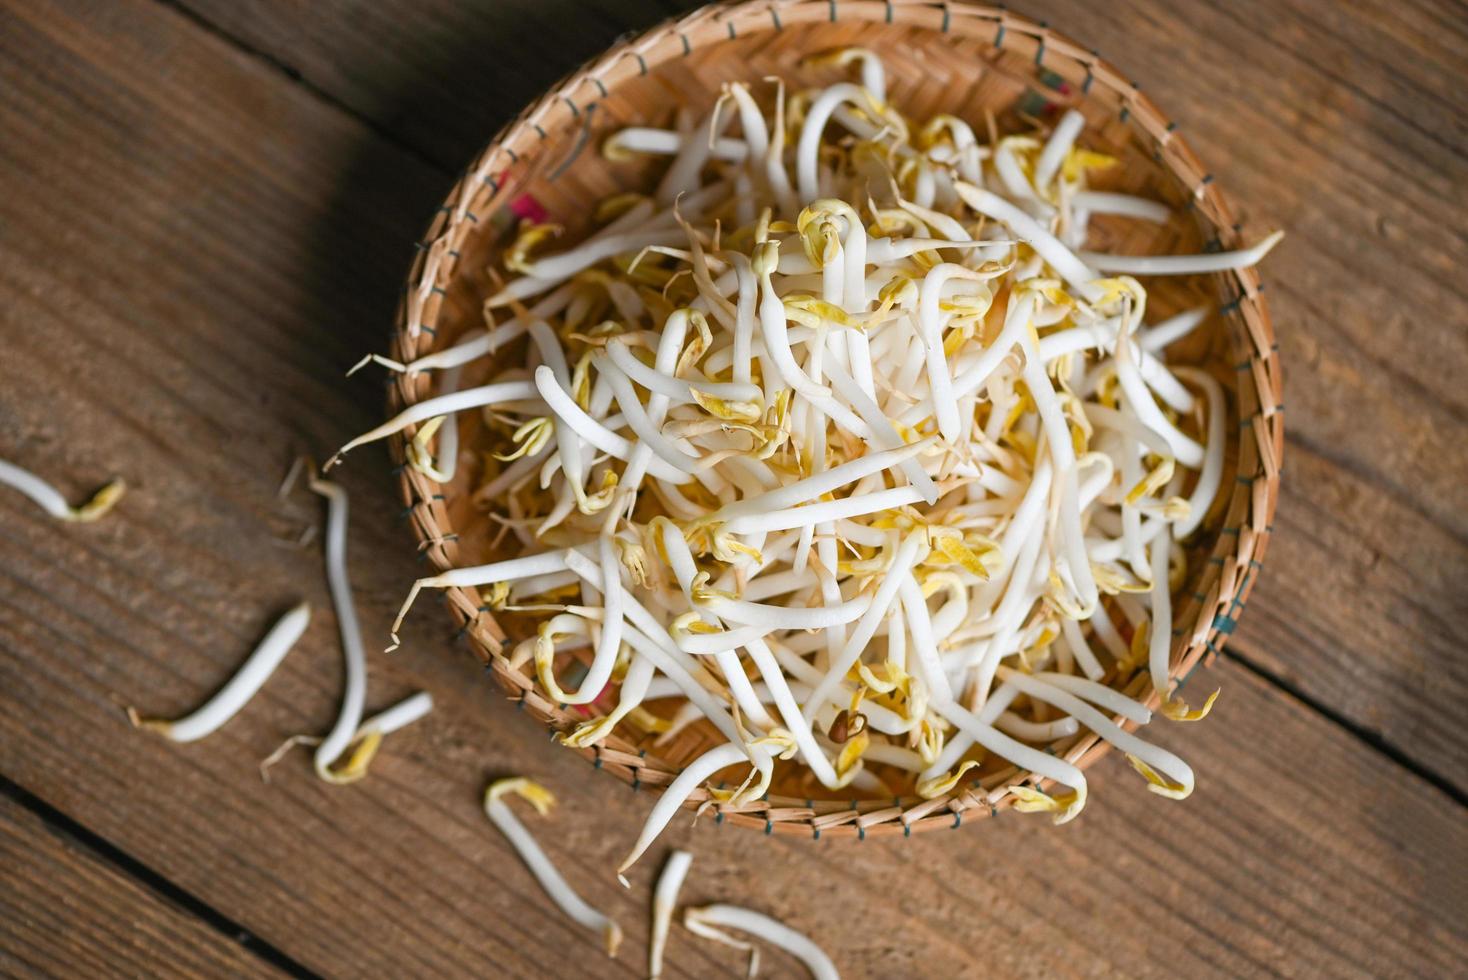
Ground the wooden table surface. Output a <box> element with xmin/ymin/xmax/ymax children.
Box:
<box><xmin>1</xmin><ymin>1</ymin><xmax>1464</xmax><ymax>976</ymax></box>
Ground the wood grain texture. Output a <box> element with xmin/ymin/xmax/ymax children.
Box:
<box><xmin>0</xmin><ymin>796</ymin><xmax>282</xmax><ymax>979</ymax></box>
<box><xmin>176</xmin><ymin>0</ymin><xmax>1468</xmax><ymax>790</ymax></box>
<box><xmin>0</xmin><ymin>0</ymin><xmax>1464</xmax><ymax>977</ymax></box>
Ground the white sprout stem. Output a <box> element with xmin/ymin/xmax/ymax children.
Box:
<box><xmin>1034</xmin><ymin>109</ymin><xmax>1085</xmax><ymax>192</ymax></box>
<box><xmin>796</xmin><ymin>82</ymin><xmax>875</xmax><ymax>202</ymax></box>
<box><xmin>605</xmin><ymin>339</ymin><xmax>760</xmax><ymax>403</ymax></box>
<box><xmin>1072</xmin><ymin>191</ymin><xmax>1171</xmax><ymax>224</ymax></box>
<box><xmin>658</xmin><ymin>524</ymin><xmax>776</xmax><ymax>728</ymax></box>
<box><xmin>619</xmin><ymin>741</ymin><xmax>748</xmax><ymax>874</ymax></box>
<box><xmin>744</xmin><ymin>639</ymin><xmax>844</xmax><ymax>787</ymax></box>
<box><xmin>566</xmin><ymin>552</ymin><xmax>745</xmax><ymax>747</ymax></box>
<box><xmin>391</xmin><ymin>550</ymin><xmax>571</xmax><ymax>647</ymax></box>
<box><xmin>1035</xmin><ymin>321</ymin><xmax>1195</xmax><ymax>414</ymax></box>
<box><xmin>702</xmin><ymin>593</ymin><xmax>870</xmax><ymax>631</ymax></box>
<box><xmin>385</xmin><ymin>285</ymin><xmax>576</xmax><ymax>375</ymax></box>
<box><xmin>897</xmin><ymin>575</ymin><xmax>955</xmax><ymax>704</ymax></box>
<box><xmin>722</xmin><ymin>486</ymin><xmax>924</xmax><ymax>535</ymax></box>
<box><xmin>1081</xmin><ymin>230</ymin><xmax>1283</xmax><ymax>275</ymax></box>
<box><xmin>553</xmin><ymin>536</ymin><xmax>625</xmax><ymax>705</ymax></box>
<box><xmin>684</xmin><ymin>904</ymin><xmax>839</xmax><ymax>980</ymax></box>
<box><xmin>597</xmin><ymin>357</ymin><xmax>702</xmax><ymax>475</ymax></box>
<box><xmin>308</xmin><ymin>477</ymin><xmax>369</xmax><ymax>781</ymax></box>
<box><xmin>1141</xmin><ymin>307</ymin><xmax>1209</xmax><ymax>352</ymax></box>
<box><xmin>658</xmin><ymin>109</ymin><xmax>731</xmax><ymax>204</ymax></box>
<box><xmin>611</xmin><ymin>126</ymin><xmax>749</xmax><ymax>161</ymax></box>
<box><xmin>1114</xmin><ymin>321</ymin><xmax>1205</xmax><ymax>467</ymax></box>
<box><xmin>484</xmin><ymin>780</ymin><xmax>623</xmax><ymax>956</ymax></box>
<box><xmin>824</xmin><ymin>361</ymin><xmax>938</xmax><ymax>503</ymax></box>
<box><xmin>329</xmin><ymin>380</ymin><xmax>538</xmax><ymax>464</ymax></box>
<box><xmin>1060</xmin><ymin>616</ymin><xmax>1106</xmax><ymax>681</ymax></box>
<box><xmin>997</xmin><ymin>667</ymin><xmax>1194</xmax><ymax>796</ymax></box>
<box><xmin>1148</xmin><ymin>525</ymin><xmax>1175</xmax><ymax>700</ymax></box>
<box><xmin>711</xmin><ymin>439</ymin><xmax>930</xmax><ymax>523</ymax></box>
<box><xmin>534</xmin><ymin>366</ymin><xmax>693</xmax><ymax>483</ymax></box>
<box><xmin>918</xmin><ymin>263</ymin><xmax>983</xmax><ymax>442</ymax></box>
<box><xmin>932</xmin><ymin>696</ymin><xmax>1088</xmax><ymax>818</ymax></box>
<box><xmin>130</xmin><ymin>602</ymin><xmax>311</xmax><ymax>742</ymax></box>
<box><xmin>0</xmin><ymin>459</ymin><xmax>125</xmax><ymax>522</ymax></box>
<box><xmin>995</xmin><ymin>711</ymin><xmax>1080</xmax><ymax>741</ymax></box>
<box><xmin>649</xmin><ymin>850</ymin><xmax>693</xmax><ymax>979</ymax></box>
<box><xmin>357</xmin><ymin>690</ymin><xmax>434</xmax><ymax>737</ymax></box>
<box><xmin>954</xmin><ymin>183</ymin><xmax>1101</xmax><ymax>301</ymax></box>
<box><xmin>1170</xmin><ymin>367</ymin><xmax>1226</xmax><ymax>538</ymax></box>
<box><xmin>1032</xmin><ymin>672</ymin><xmax>1151</xmax><ymax>724</ymax></box>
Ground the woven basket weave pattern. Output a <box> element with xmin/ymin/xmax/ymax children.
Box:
<box><xmin>388</xmin><ymin>0</ymin><xmax>1283</xmax><ymax>838</ymax></box>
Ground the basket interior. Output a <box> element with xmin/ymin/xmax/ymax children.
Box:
<box><xmin>390</xmin><ymin>6</ymin><xmax>1272</xmax><ymax>829</ymax></box>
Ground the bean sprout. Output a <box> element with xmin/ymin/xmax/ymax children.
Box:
<box><xmin>684</xmin><ymin>903</ymin><xmax>839</xmax><ymax>980</ymax></box>
<box><xmin>128</xmin><ymin>602</ymin><xmax>311</xmax><ymax>742</ymax></box>
<box><xmin>649</xmin><ymin>849</ymin><xmax>692</xmax><ymax>978</ymax></box>
<box><xmin>0</xmin><ymin>458</ymin><xmax>124</xmax><ymax>522</ymax></box>
<box><xmin>484</xmin><ymin>778</ymin><xmax>623</xmax><ymax>956</ymax></box>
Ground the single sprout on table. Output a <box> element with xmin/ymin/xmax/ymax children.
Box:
<box><xmin>648</xmin><ymin>849</ymin><xmax>693</xmax><ymax>979</ymax></box>
<box><xmin>483</xmin><ymin>777</ymin><xmax>624</xmax><ymax>957</ymax></box>
<box><xmin>684</xmin><ymin>903</ymin><xmax>840</xmax><ymax>980</ymax></box>
<box><xmin>128</xmin><ymin>602</ymin><xmax>312</xmax><ymax>742</ymax></box>
<box><xmin>0</xmin><ymin>458</ymin><xmax>124</xmax><ymax>522</ymax></box>
<box><xmin>345</xmin><ymin>47</ymin><xmax>1277</xmax><ymax>862</ymax></box>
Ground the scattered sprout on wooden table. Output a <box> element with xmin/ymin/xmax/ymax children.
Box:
<box><xmin>128</xmin><ymin>602</ymin><xmax>312</xmax><ymax>742</ymax></box>
<box><xmin>684</xmin><ymin>903</ymin><xmax>839</xmax><ymax>980</ymax></box>
<box><xmin>483</xmin><ymin>777</ymin><xmax>624</xmax><ymax>957</ymax></box>
<box><xmin>0</xmin><ymin>458</ymin><xmax>124</xmax><ymax>522</ymax></box>
<box><xmin>649</xmin><ymin>849</ymin><xmax>693</xmax><ymax>979</ymax></box>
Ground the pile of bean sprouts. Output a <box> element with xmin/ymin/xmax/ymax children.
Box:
<box><xmin>341</xmin><ymin>49</ymin><xmax>1277</xmax><ymax>869</ymax></box>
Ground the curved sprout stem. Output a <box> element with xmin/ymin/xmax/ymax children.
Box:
<box><xmin>484</xmin><ymin>778</ymin><xmax>624</xmax><ymax>956</ymax></box>
<box><xmin>129</xmin><ymin>601</ymin><xmax>311</xmax><ymax>742</ymax></box>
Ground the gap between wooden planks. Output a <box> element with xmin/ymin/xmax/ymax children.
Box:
<box><xmin>171</xmin><ymin>0</ymin><xmax>1468</xmax><ymax>791</ymax></box>
<box><xmin>0</xmin><ymin>0</ymin><xmax>1464</xmax><ymax>976</ymax></box>
<box><xmin>0</xmin><ymin>792</ymin><xmax>286</xmax><ymax>979</ymax></box>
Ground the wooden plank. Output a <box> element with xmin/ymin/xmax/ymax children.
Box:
<box><xmin>171</xmin><ymin>0</ymin><xmax>687</xmax><ymax>171</ymax></box>
<box><xmin>0</xmin><ymin>795</ymin><xmax>282</xmax><ymax>979</ymax></box>
<box><xmin>169</xmin><ymin>0</ymin><xmax>1468</xmax><ymax>786</ymax></box>
<box><xmin>0</xmin><ymin>0</ymin><xmax>1463</xmax><ymax>976</ymax></box>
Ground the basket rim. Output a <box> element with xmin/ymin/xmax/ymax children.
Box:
<box><xmin>386</xmin><ymin>0</ymin><xmax>1284</xmax><ymax>839</ymax></box>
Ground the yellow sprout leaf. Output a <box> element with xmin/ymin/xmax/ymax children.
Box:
<box><xmin>69</xmin><ymin>478</ymin><xmax>126</xmax><ymax>522</ymax></box>
<box><xmin>1126</xmin><ymin>456</ymin><xmax>1175</xmax><ymax>505</ymax></box>
<box><xmin>1106</xmin><ymin>620</ymin><xmax>1151</xmax><ymax>674</ymax></box>
<box><xmin>930</xmin><ymin>531</ymin><xmax>1001</xmax><ymax>580</ymax></box>
<box><xmin>486</xmin><ymin>776</ymin><xmax>557</xmax><ymax>814</ymax></box>
<box><xmin>1011</xmin><ymin>784</ymin><xmax>1086</xmax><ymax>824</ymax></box>
<box><xmin>616</xmin><ymin>538</ymin><xmax>652</xmax><ymax>589</ymax></box>
<box><xmin>1126</xmin><ymin>755</ymin><xmax>1192</xmax><ymax>800</ymax></box>
<box><xmin>690</xmin><ymin>388</ymin><xmax>764</xmax><ymax>424</ymax></box>
<box><xmin>494</xmin><ymin>417</ymin><xmax>554</xmax><ymax>461</ymax></box>
<box><xmin>559</xmin><ymin>716</ymin><xmax>616</xmax><ymax>749</ymax></box>
<box><xmin>916</xmin><ymin>759</ymin><xmax>982</xmax><ymax>799</ymax></box>
<box><xmin>485</xmin><ymin>581</ymin><xmax>511</xmax><ymax>610</ymax></box>
<box><xmin>1092</xmin><ymin>563</ymin><xmax>1152</xmax><ymax>595</ymax></box>
<box><xmin>676</xmin><ymin>310</ymin><xmax>713</xmax><ymax>376</ymax></box>
<box><xmin>504</xmin><ymin>222</ymin><xmax>562</xmax><ymax>274</ymax></box>
<box><xmin>594</xmin><ymin>191</ymin><xmax>646</xmax><ymax>223</ymax></box>
<box><xmin>574</xmin><ymin>469</ymin><xmax>619</xmax><ymax>515</ymax></box>
<box><xmin>321</xmin><ymin>728</ymin><xmax>384</xmax><ymax>784</ymax></box>
<box><xmin>836</xmin><ymin>729</ymin><xmax>869</xmax><ymax>779</ymax></box>
<box><xmin>1162</xmin><ymin>688</ymin><xmax>1220</xmax><ymax>722</ymax></box>
<box><xmin>625</xmin><ymin>706</ymin><xmax>671</xmax><ymax>734</ymax></box>
<box><xmin>1061</xmin><ymin>147</ymin><xmax>1118</xmax><ymax>183</ymax></box>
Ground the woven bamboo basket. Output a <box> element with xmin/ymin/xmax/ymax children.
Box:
<box><xmin>387</xmin><ymin>0</ymin><xmax>1283</xmax><ymax>839</ymax></box>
